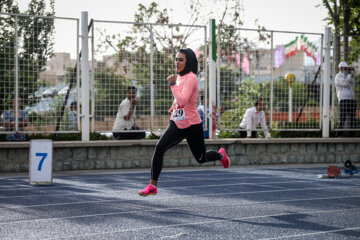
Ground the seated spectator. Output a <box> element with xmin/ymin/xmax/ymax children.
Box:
<box><xmin>239</xmin><ymin>98</ymin><xmax>271</xmax><ymax>138</ymax></box>
<box><xmin>112</xmin><ymin>86</ymin><xmax>145</xmax><ymax>140</ymax></box>
<box><xmin>4</xmin><ymin>97</ymin><xmax>28</xmax><ymax>141</ymax></box>
<box><xmin>197</xmin><ymin>95</ymin><xmax>209</xmax><ymax>138</ymax></box>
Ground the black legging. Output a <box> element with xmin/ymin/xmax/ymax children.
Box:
<box><xmin>337</xmin><ymin>99</ymin><xmax>357</xmax><ymax>137</ymax></box>
<box><xmin>151</xmin><ymin>120</ymin><xmax>222</xmax><ymax>180</ymax></box>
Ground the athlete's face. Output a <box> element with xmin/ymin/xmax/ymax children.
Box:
<box><xmin>175</xmin><ymin>52</ymin><xmax>186</xmax><ymax>73</ymax></box>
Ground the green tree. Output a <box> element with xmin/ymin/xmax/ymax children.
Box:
<box><xmin>221</xmin><ymin>76</ymin><xmax>268</xmax><ymax>129</ymax></box>
<box><xmin>98</xmin><ymin>2</ymin><xmax>200</xmax><ymax>116</ymax></box>
<box><xmin>0</xmin><ymin>0</ymin><xmax>55</xmax><ymax>119</ymax></box>
<box><xmin>94</xmin><ymin>69</ymin><xmax>131</xmax><ymax>117</ymax></box>
<box><xmin>322</xmin><ymin>0</ymin><xmax>360</xmax><ymax>69</ymax></box>
<box><xmin>97</xmin><ymin>1</ymin><xmax>270</xmax><ymax>119</ymax></box>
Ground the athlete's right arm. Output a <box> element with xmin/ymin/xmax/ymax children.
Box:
<box><xmin>171</xmin><ymin>75</ymin><xmax>196</xmax><ymax>106</ymax></box>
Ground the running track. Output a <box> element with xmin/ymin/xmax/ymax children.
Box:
<box><xmin>0</xmin><ymin>164</ymin><xmax>360</xmax><ymax>239</ymax></box>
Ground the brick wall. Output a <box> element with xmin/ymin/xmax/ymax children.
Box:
<box><xmin>0</xmin><ymin>138</ymin><xmax>359</xmax><ymax>173</ymax></box>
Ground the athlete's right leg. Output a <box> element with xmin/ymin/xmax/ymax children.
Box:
<box><xmin>150</xmin><ymin>121</ymin><xmax>184</xmax><ymax>182</ymax></box>
<box><xmin>139</xmin><ymin>121</ymin><xmax>184</xmax><ymax>196</ymax></box>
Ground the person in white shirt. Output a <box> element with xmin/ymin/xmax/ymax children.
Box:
<box><xmin>335</xmin><ymin>61</ymin><xmax>356</xmax><ymax>137</ymax></box>
<box><xmin>68</xmin><ymin>102</ymin><xmax>77</xmax><ymax>131</ymax></box>
<box><xmin>239</xmin><ymin>98</ymin><xmax>271</xmax><ymax>138</ymax></box>
<box><xmin>112</xmin><ymin>86</ymin><xmax>145</xmax><ymax>140</ymax></box>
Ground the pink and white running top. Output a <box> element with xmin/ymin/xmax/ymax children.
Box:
<box><xmin>170</xmin><ymin>72</ymin><xmax>201</xmax><ymax>129</ymax></box>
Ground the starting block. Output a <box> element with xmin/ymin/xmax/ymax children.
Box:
<box><xmin>326</xmin><ymin>166</ymin><xmax>341</xmax><ymax>178</ymax></box>
<box><xmin>345</xmin><ymin>169</ymin><xmax>358</xmax><ymax>175</ymax></box>
<box><xmin>319</xmin><ymin>161</ymin><xmax>358</xmax><ymax>179</ymax></box>
<box><xmin>344</xmin><ymin>160</ymin><xmax>358</xmax><ymax>176</ymax></box>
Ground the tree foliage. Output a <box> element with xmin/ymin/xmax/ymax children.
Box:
<box><xmin>0</xmin><ymin>0</ymin><xmax>55</xmax><ymax>117</ymax></box>
<box><xmin>322</xmin><ymin>0</ymin><xmax>360</xmax><ymax>69</ymax></box>
<box><xmin>97</xmin><ymin>2</ymin><xmax>204</xmax><ymax>115</ymax></box>
<box><xmin>94</xmin><ymin>69</ymin><xmax>131</xmax><ymax>117</ymax></box>
<box><xmin>96</xmin><ymin>1</ymin><xmax>269</xmax><ymax>117</ymax></box>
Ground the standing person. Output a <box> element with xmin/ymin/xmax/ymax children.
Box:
<box><xmin>239</xmin><ymin>98</ymin><xmax>271</xmax><ymax>138</ymax></box>
<box><xmin>139</xmin><ymin>48</ymin><xmax>230</xmax><ymax>196</ymax></box>
<box><xmin>4</xmin><ymin>97</ymin><xmax>28</xmax><ymax>141</ymax></box>
<box><xmin>197</xmin><ymin>95</ymin><xmax>209</xmax><ymax>138</ymax></box>
<box><xmin>335</xmin><ymin>61</ymin><xmax>356</xmax><ymax>137</ymax></box>
<box><xmin>68</xmin><ymin>101</ymin><xmax>77</xmax><ymax>131</ymax></box>
<box><xmin>112</xmin><ymin>86</ymin><xmax>145</xmax><ymax>140</ymax></box>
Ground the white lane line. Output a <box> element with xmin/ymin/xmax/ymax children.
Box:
<box><xmin>49</xmin><ymin>208</ymin><xmax>360</xmax><ymax>239</ymax></box>
<box><xmin>1</xmin><ymin>193</ymin><xmax>360</xmax><ymax>210</ymax></box>
<box><xmin>1</xmin><ymin>184</ymin><xmax>360</xmax><ymax>200</ymax></box>
<box><xmin>0</xmin><ymin>179</ymin><xmax>314</xmax><ymax>196</ymax></box>
<box><xmin>259</xmin><ymin>227</ymin><xmax>360</xmax><ymax>240</ymax></box>
<box><xmin>160</xmin><ymin>180</ymin><xmax>311</xmax><ymax>189</ymax></box>
<box><xmin>160</xmin><ymin>232</ymin><xmax>188</xmax><ymax>239</ymax></box>
<box><xmin>0</xmin><ymin>175</ymin><xmax>293</xmax><ymax>191</ymax></box>
<box><xmin>2</xmin><ymin>170</ymin><xmax>356</xmax><ymax>191</ymax></box>
<box><xmin>0</xmin><ymin>175</ymin><xmax>356</xmax><ymax>195</ymax></box>
<box><xmin>1</xmin><ymin>196</ymin><xmax>360</xmax><ymax>224</ymax></box>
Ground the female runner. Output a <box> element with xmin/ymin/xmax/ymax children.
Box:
<box><xmin>139</xmin><ymin>48</ymin><xmax>230</xmax><ymax>196</ymax></box>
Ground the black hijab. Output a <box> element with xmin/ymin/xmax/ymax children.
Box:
<box><xmin>178</xmin><ymin>48</ymin><xmax>198</xmax><ymax>76</ymax></box>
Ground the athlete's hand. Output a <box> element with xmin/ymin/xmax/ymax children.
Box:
<box><xmin>167</xmin><ymin>74</ymin><xmax>177</xmax><ymax>84</ymax></box>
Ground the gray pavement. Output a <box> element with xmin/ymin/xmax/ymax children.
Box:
<box><xmin>0</xmin><ymin>164</ymin><xmax>360</xmax><ymax>239</ymax></box>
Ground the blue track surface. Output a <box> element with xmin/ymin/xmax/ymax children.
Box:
<box><xmin>1</xmin><ymin>165</ymin><xmax>360</xmax><ymax>239</ymax></box>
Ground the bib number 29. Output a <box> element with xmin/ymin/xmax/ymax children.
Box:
<box><xmin>35</xmin><ymin>153</ymin><xmax>48</xmax><ymax>171</ymax></box>
<box><xmin>173</xmin><ymin>108</ymin><xmax>186</xmax><ymax>121</ymax></box>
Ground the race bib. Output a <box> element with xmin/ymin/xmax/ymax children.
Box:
<box><xmin>172</xmin><ymin>103</ymin><xmax>186</xmax><ymax>121</ymax></box>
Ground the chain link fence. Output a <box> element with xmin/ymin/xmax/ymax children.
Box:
<box><xmin>218</xmin><ymin>27</ymin><xmax>323</xmax><ymax>134</ymax></box>
<box><xmin>331</xmin><ymin>34</ymin><xmax>360</xmax><ymax>135</ymax></box>
<box><xmin>90</xmin><ymin>20</ymin><xmax>207</xmax><ymax>134</ymax></box>
<box><xmin>4</xmin><ymin>12</ymin><xmax>359</xmax><ymax>139</ymax></box>
<box><xmin>0</xmin><ymin>13</ymin><xmax>79</xmax><ymax>135</ymax></box>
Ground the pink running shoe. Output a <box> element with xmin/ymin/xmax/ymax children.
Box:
<box><xmin>139</xmin><ymin>184</ymin><xmax>157</xmax><ymax>196</ymax></box>
<box><xmin>219</xmin><ymin>148</ymin><xmax>230</xmax><ymax>168</ymax></box>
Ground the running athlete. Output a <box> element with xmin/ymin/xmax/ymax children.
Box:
<box><xmin>139</xmin><ymin>48</ymin><xmax>230</xmax><ymax>196</ymax></box>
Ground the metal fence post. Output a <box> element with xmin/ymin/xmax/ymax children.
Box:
<box><xmin>14</xmin><ymin>16</ymin><xmax>19</xmax><ymax>132</ymax></box>
<box><xmin>204</xmin><ymin>26</ymin><xmax>208</xmax><ymax>132</ymax></box>
<box><xmin>331</xmin><ymin>32</ymin><xmax>336</xmax><ymax>131</ymax></box>
<box><xmin>150</xmin><ymin>25</ymin><xmax>154</xmax><ymax>131</ymax></box>
<box><xmin>322</xmin><ymin>27</ymin><xmax>331</xmax><ymax>138</ymax></box>
<box><xmin>91</xmin><ymin>20</ymin><xmax>95</xmax><ymax>132</ymax></box>
<box><xmin>209</xmin><ymin>19</ymin><xmax>216</xmax><ymax>139</ymax></box>
<box><xmin>216</xmin><ymin>30</ymin><xmax>221</xmax><ymax>130</ymax></box>
<box><xmin>270</xmin><ymin>31</ymin><xmax>274</xmax><ymax>129</ymax></box>
<box><xmin>81</xmin><ymin>11</ymin><xmax>90</xmax><ymax>141</ymax></box>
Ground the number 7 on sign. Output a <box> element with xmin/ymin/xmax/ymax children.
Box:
<box><xmin>36</xmin><ymin>153</ymin><xmax>48</xmax><ymax>171</ymax></box>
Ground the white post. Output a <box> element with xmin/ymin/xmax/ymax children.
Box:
<box><xmin>76</xmin><ymin>19</ymin><xmax>80</xmax><ymax>131</ymax></box>
<box><xmin>91</xmin><ymin>20</ymin><xmax>95</xmax><ymax>132</ymax></box>
<box><xmin>81</xmin><ymin>12</ymin><xmax>90</xmax><ymax>141</ymax></box>
<box><xmin>216</xmin><ymin>32</ymin><xmax>221</xmax><ymax>127</ymax></box>
<box><xmin>270</xmin><ymin>31</ymin><xmax>274</xmax><ymax>128</ymax></box>
<box><xmin>14</xmin><ymin>16</ymin><xmax>19</xmax><ymax>132</ymax></box>
<box><xmin>322</xmin><ymin>27</ymin><xmax>331</xmax><ymax>138</ymax></box>
<box><xmin>203</xmin><ymin>27</ymin><xmax>208</xmax><ymax>132</ymax></box>
<box><xmin>209</xmin><ymin>19</ymin><xmax>216</xmax><ymax>139</ymax></box>
<box><xmin>150</xmin><ymin>26</ymin><xmax>154</xmax><ymax>131</ymax></box>
<box><xmin>289</xmin><ymin>87</ymin><xmax>293</xmax><ymax>122</ymax></box>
